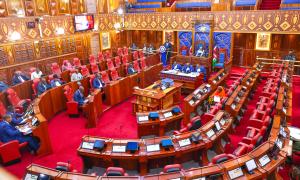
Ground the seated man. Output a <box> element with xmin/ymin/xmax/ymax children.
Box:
<box><xmin>195</xmin><ymin>47</ymin><xmax>205</xmax><ymax>57</ymax></box>
<box><xmin>31</xmin><ymin>68</ymin><xmax>43</xmax><ymax>80</ymax></box>
<box><xmin>93</xmin><ymin>73</ymin><xmax>105</xmax><ymax>89</ymax></box>
<box><xmin>142</xmin><ymin>44</ymin><xmax>147</xmax><ymax>54</ymax></box>
<box><xmin>284</xmin><ymin>49</ymin><xmax>296</xmax><ymax>61</ymax></box>
<box><xmin>37</xmin><ymin>77</ymin><xmax>51</xmax><ymax>96</ymax></box>
<box><xmin>71</xmin><ymin>69</ymin><xmax>83</xmax><ymax>82</ymax></box>
<box><xmin>131</xmin><ymin>43</ymin><xmax>138</xmax><ymax>51</ymax></box>
<box><xmin>148</xmin><ymin>44</ymin><xmax>155</xmax><ymax>54</ymax></box>
<box><xmin>12</xmin><ymin>71</ymin><xmax>30</xmax><ymax>85</ymax></box>
<box><xmin>127</xmin><ymin>63</ymin><xmax>137</xmax><ymax>75</ymax></box>
<box><xmin>172</xmin><ymin>61</ymin><xmax>182</xmax><ymax>71</ymax></box>
<box><xmin>0</xmin><ymin>115</ymin><xmax>40</xmax><ymax>154</ymax></box>
<box><xmin>74</xmin><ymin>86</ymin><xmax>86</xmax><ymax>106</ymax></box>
<box><xmin>194</xmin><ymin>64</ymin><xmax>207</xmax><ymax>81</ymax></box>
<box><xmin>0</xmin><ymin>81</ymin><xmax>8</xmax><ymax>92</ymax></box>
<box><xmin>182</xmin><ymin>63</ymin><xmax>194</xmax><ymax>74</ymax></box>
<box><xmin>50</xmin><ymin>74</ymin><xmax>63</xmax><ymax>88</ymax></box>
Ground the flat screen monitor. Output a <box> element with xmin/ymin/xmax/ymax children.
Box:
<box><xmin>74</xmin><ymin>15</ymin><xmax>94</xmax><ymax>32</ymax></box>
<box><xmin>245</xmin><ymin>159</ymin><xmax>257</xmax><ymax>172</ymax></box>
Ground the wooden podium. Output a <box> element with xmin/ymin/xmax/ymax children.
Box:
<box><xmin>132</xmin><ymin>81</ymin><xmax>183</xmax><ymax>113</ymax></box>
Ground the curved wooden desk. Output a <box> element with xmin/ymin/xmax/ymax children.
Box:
<box><xmin>136</xmin><ymin>105</ymin><xmax>183</xmax><ymax>137</ymax></box>
<box><xmin>208</xmin><ymin>69</ymin><xmax>228</xmax><ymax>91</ymax></box>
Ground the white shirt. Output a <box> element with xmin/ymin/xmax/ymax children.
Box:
<box><xmin>31</xmin><ymin>71</ymin><xmax>43</xmax><ymax>80</ymax></box>
<box><xmin>71</xmin><ymin>72</ymin><xmax>83</xmax><ymax>82</ymax></box>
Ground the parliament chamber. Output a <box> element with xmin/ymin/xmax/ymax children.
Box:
<box><xmin>0</xmin><ymin>0</ymin><xmax>300</xmax><ymax>180</ymax></box>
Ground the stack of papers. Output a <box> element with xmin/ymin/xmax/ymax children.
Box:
<box><xmin>138</xmin><ymin>116</ymin><xmax>149</xmax><ymax>122</ymax></box>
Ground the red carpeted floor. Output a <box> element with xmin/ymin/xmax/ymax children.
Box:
<box><xmin>4</xmin><ymin>67</ymin><xmax>300</xmax><ymax>179</ymax></box>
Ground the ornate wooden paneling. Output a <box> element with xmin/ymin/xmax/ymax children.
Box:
<box><xmin>0</xmin><ymin>0</ymin><xmax>7</xmax><ymax>17</ymax></box>
<box><xmin>24</xmin><ymin>0</ymin><xmax>35</xmax><ymax>16</ymax></box>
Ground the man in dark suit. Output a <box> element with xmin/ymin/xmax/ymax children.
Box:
<box><xmin>0</xmin><ymin>81</ymin><xmax>8</xmax><ymax>92</ymax></box>
<box><xmin>172</xmin><ymin>61</ymin><xmax>182</xmax><ymax>71</ymax></box>
<box><xmin>37</xmin><ymin>77</ymin><xmax>51</xmax><ymax>96</ymax></box>
<box><xmin>93</xmin><ymin>73</ymin><xmax>105</xmax><ymax>89</ymax></box>
<box><xmin>0</xmin><ymin>115</ymin><xmax>40</xmax><ymax>154</ymax></box>
<box><xmin>74</xmin><ymin>86</ymin><xmax>86</xmax><ymax>106</ymax></box>
<box><xmin>127</xmin><ymin>63</ymin><xmax>137</xmax><ymax>75</ymax></box>
<box><xmin>50</xmin><ymin>74</ymin><xmax>63</xmax><ymax>88</ymax></box>
<box><xmin>12</xmin><ymin>71</ymin><xmax>29</xmax><ymax>85</ymax></box>
<box><xmin>182</xmin><ymin>63</ymin><xmax>194</xmax><ymax>74</ymax></box>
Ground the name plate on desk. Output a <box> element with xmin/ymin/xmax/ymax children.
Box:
<box><xmin>215</xmin><ymin>121</ymin><xmax>221</xmax><ymax>131</ymax></box>
<box><xmin>259</xmin><ymin>154</ymin><xmax>271</xmax><ymax>167</ymax></box>
<box><xmin>212</xmin><ymin>80</ymin><xmax>217</xmax><ymax>84</ymax></box>
<box><xmin>220</xmin><ymin>118</ymin><xmax>226</xmax><ymax>126</ymax></box>
<box><xmin>228</xmin><ymin>167</ymin><xmax>244</xmax><ymax>180</ymax></box>
<box><xmin>178</xmin><ymin>138</ymin><xmax>191</xmax><ymax>147</ymax></box>
<box><xmin>138</xmin><ymin>116</ymin><xmax>149</xmax><ymax>122</ymax></box>
<box><xmin>245</xmin><ymin>159</ymin><xmax>257</xmax><ymax>172</ymax></box>
<box><xmin>206</xmin><ymin>129</ymin><xmax>215</xmax><ymax>138</ymax></box>
<box><xmin>112</xmin><ymin>145</ymin><xmax>126</xmax><ymax>153</ymax></box>
<box><xmin>231</xmin><ymin>103</ymin><xmax>236</xmax><ymax>110</ymax></box>
<box><xmin>164</xmin><ymin>112</ymin><xmax>173</xmax><ymax>118</ymax></box>
<box><xmin>276</xmin><ymin>138</ymin><xmax>283</xmax><ymax>149</ymax></box>
<box><xmin>81</xmin><ymin>142</ymin><xmax>94</xmax><ymax>150</ymax></box>
<box><xmin>146</xmin><ymin>144</ymin><xmax>160</xmax><ymax>152</ymax></box>
<box><xmin>189</xmin><ymin>99</ymin><xmax>195</xmax><ymax>105</ymax></box>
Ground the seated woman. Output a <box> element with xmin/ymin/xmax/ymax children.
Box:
<box><xmin>172</xmin><ymin>61</ymin><xmax>182</xmax><ymax>71</ymax></box>
<box><xmin>0</xmin><ymin>115</ymin><xmax>40</xmax><ymax>154</ymax></box>
<box><xmin>182</xmin><ymin>63</ymin><xmax>194</xmax><ymax>74</ymax></box>
<box><xmin>212</xmin><ymin>86</ymin><xmax>226</xmax><ymax>98</ymax></box>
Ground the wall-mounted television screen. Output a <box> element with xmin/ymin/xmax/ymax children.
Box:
<box><xmin>74</xmin><ymin>15</ymin><xmax>94</xmax><ymax>32</ymax></box>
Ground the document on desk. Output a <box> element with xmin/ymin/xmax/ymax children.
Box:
<box><xmin>81</xmin><ymin>142</ymin><xmax>94</xmax><ymax>150</ymax></box>
<box><xmin>24</xmin><ymin>173</ymin><xmax>38</xmax><ymax>180</ymax></box>
<box><xmin>214</xmin><ymin>96</ymin><xmax>221</xmax><ymax>103</ymax></box>
<box><xmin>138</xmin><ymin>116</ymin><xmax>149</xmax><ymax>122</ymax></box>
<box><xmin>259</xmin><ymin>154</ymin><xmax>271</xmax><ymax>167</ymax></box>
<box><xmin>228</xmin><ymin>167</ymin><xmax>244</xmax><ymax>179</ymax></box>
<box><xmin>164</xmin><ymin>112</ymin><xmax>173</xmax><ymax>118</ymax></box>
<box><xmin>146</xmin><ymin>144</ymin><xmax>160</xmax><ymax>152</ymax></box>
<box><xmin>112</xmin><ymin>145</ymin><xmax>126</xmax><ymax>153</ymax></box>
<box><xmin>18</xmin><ymin>124</ymin><xmax>32</xmax><ymax>135</ymax></box>
<box><xmin>178</xmin><ymin>138</ymin><xmax>191</xmax><ymax>147</ymax></box>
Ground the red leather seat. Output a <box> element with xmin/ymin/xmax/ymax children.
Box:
<box><xmin>259</xmin><ymin>93</ymin><xmax>277</xmax><ymax>104</ymax></box>
<box><xmin>133</xmin><ymin>60</ymin><xmax>141</xmax><ymax>72</ymax></box>
<box><xmin>98</xmin><ymin>52</ymin><xmax>104</xmax><ymax>62</ymax></box>
<box><xmin>32</xmin><ymin>78</ymin><xmax>40</xmax><ymax>97</ymax></box>
<box><xmin>0</xmin><ymin>140</ymin><xmax>28</xmax><ymax>165</ymax></box>
<box><xmin>173</xmin><ymin>116</ymin><xmax>201</xmax><ymax>135</ymax></box>
<box><xmin>104</xmin><ymin>167</ymin><xmax>128</xmax><ymax>176</ymax></box>
<box><xmin>56</xmin><ymin>162</ymin><xmax>78</xmax><ymax>173</ymax></box>
<box><xmin>104</xmin><ymin>50</ymin><xmax>112</xmax><ymax>59</ymax></box>
<box><xmin>121</xmin><ymin>56</ymin><xmax>128</xmax><ymax>64</ymax></box>
<box><xmin>91</xmin><ymin>64</ymin><xmax>100</xmax><ymax>74</ymax></box>
<box><xmin>80</xmin><ymin>65</ymin><xmax>90</xmax><ymax>77</ymax></box>
<box><xmin>51</xmin><ymin>63</ymin><xmax>62</xmax><ymax>75</ymax></box>
<box><xmin>101</xmin><ymin>71</ymin><xmax>110</xmax><ymax>84</ymax></box>
<box><xmin>6</xmin><ymin>88</ymin><xmax>31</xmax><ymax>113</ymax></box>
<box><xmin>256</xmin><ymin>103</ymin><xmax>272</xmax><ymax>115</ymax></box>
<box><xmin>73</xmin><ymin>58</ymin><xmax>81</xmax><ymax>67</ymax></box>
<box><xmin>110</xmin><ymin>69</ymin><xmax>120</xmax><ymax>81</ymax></box>
<box><xmin>117</xmin><ymin>48</ymin><xmax>123</xmax><ymax>57</ymax></box>
<box><xmin>139</xmin><ymin>51</ymin><xmax>144</xmax><ymax>58</ymax></box>
<box><xmin>0</xmin><ymin>102</ymin><xmax>7</xmax><ymax>118</ymax></box>
<box><xmin>140</xmin><ymin>57</ymin><xmax>147</xmax><ymax>70</ymax></box>
<box><xmin>241</xmin><ymin>132</ymin><xmax>264</xmax><ymax>148</ymax></box>
<box><xmin>123</xmin><ymin>47</ymin><xmax>129</xmax><ymax>55</ymax></box>
<box><xmin>246</xmin><ymin>126</ymin><xmax>267</xmax><ymax>139</ymax></box>
<box><xmin>209</xmin><ymin>154</ymin><xmax>236</xmax><ymax>165</ymax></box>
<box><xmin>89</xmin><ymin>55</ymin><xmax>97</xmax><ymax>64</ymax></box>
<box><xmin>163</xmin><ymin>164</ymin><xmax>183</xmax><ymax>173</ymax></box>
<box><xmin>63</xmin><ymin>85</ymin><xmax>79</xmax><ymax>117</ymax></box>
<box><xmin>133</xmin><ymin>51</ymin><xmax>139</xmax><ymax>60</ymax></box>
<box><xmin>248</xmin><ymin>116</ymin><xmax>271</xmax><ymax>129</ymax></box>
<box><xmin>202</xmin><ymin>107</ymin><xmax>220</xmax><ymax>124</ymax></box>
<box><xmin>106</xmin><ymin>59</ymin><xmax>115</xmax><ymax>70</ymax></box>
<box><xmin>233</xmin><ymin>142</ymin><xmax>254</xmax><ymax>156</ymax></box>
<box><xmin>114</xmin><ymin>56</ymin><xmax>121</xmax><ymax>68</ymax></box>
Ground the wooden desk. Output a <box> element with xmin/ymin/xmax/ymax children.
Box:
<box><xmin>276</xmin><ymin>84</ymin><xmax>292</xmax><ymax>122</ymax></box>
<box><xmin>83</xmin><ymin>89</ymin><xmax>103</xmax><ymax>128</ymax></box>
<box><xmin>225</xmin><ymin>85</ymin><xmax>250</xmax><ymax>117</ymax></box>
<box><xmin>132</xmin><ymin>81</ymin><xmax>183</xmax><ymax>113</ymax></box>
<box><xmin>136</xmin><ymin>105</ymin><xmax>183</xmax><ymax>137</ymax></box>
<box><xmin>183</xmin><ymin>83</ymin><xmax>213</xmax><ymax>125</ymax></box>
<box><xmin>241</xmin><ymin>70</ymin><xmax>260</xmax><ymax>89</ymax></box>
<box><xmin>208</xmin><ymin>69</ymin><xmax>228</xmax><ymax>91</ymax></box>
<box><xmin>25</xmin><ymin>164</ymin><xmax>61</xmax><ymax>179</ymax></box>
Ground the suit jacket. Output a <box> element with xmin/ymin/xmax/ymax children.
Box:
<box><xmin>37</xmin><ymin>82</ymin><xmax>50</xmax><ymax>95</ymax></box>
<box><xmin>127</xmin><ymin>67</ymin><xmax>136</xmax><ymax>75</ymax></box>
<box><xmin>182</xmin><ymin>65</ymin><xmax>194</xmax><ymax>73</ymax></box>
<box><xmin>12</xmin><ymin>74</ymin><xmax>29</xmax><ymax>85</ymax></box>
<box><xmin>73</xmin><ymin>89</ymin><xmax>85</xmax><ymax>106</ymax></box>
<box><xmin>172</xmin><ymin>64</ymin><xmax>182</xmax><ymax>71</ymax></box>
<box><xmin>0</xmin><ymin>81</ymin><xmax>8</xmax><ymax>92</ymax></box>
<box><xmin>93</xmin><ymin>78</ymin><xmax>105</xmax><ymax>89</ymax></box>
<box><xmin>50</xmin><ymin>79</ymin><xmax>62</xmax><ymax>88</ymax></box>
<box><xmin>0</xmin><ymin>121</ymin><xmax>22</xmax><ymax>142</ymax></box>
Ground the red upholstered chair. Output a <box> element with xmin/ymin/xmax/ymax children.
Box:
<box><xmin>89</xmin><ymin>55</ymin><xmax>97</xmax><ymax>64</ymax></box>
<box><xmin>121</xmin><ymin>56</ymin><xmax>128</xmax><ymax>64</ymax></box>
<box><xmin>32</xmin><ymin>78</ymin><xmax>40</xmax><ymax>97</ymax></box>
<box><xmin>73</xmin><ymin>58</ymin><xmax>81</xmax><ymax>67</ymax></box>
<box><xmin>123</xmin><ymin>47</ymin><xmax>129</xmax><ymax>55</ymax></box>
<box><xmin>259</xmin><ymin>93</ymin><xmax>277</xmax><ymax>104</ymax></box>
<box><xmin>56</xmin><ymin>162</ymin><xmax>78</xmax><ymax>173</ymax></box>
<box><xmin>133</xmin><ymin>60</ymin><xmax>141</xmax><ymax>72</ymax></box>
<box><xmin>106</xmin><ymin>59</ymin><xmax>115</xmax><ymax>70</ymax></box>
<box><xmin>80</xmin><ymin>65</ymin><xmax>90</xmax><ymax>77</ymax></box>
<box><xmin>241</xmin><ymin>132</ymin><xmax>264</xmax><ymax>148</ymax></box>
<box><xmin>101</xmin><ymin>71</ymin><xmax>110</xmax><ymax>84</ymax></box>
<box><xmin>6</xmin><ymin>88</ymin><xmax>31</xmax><ymax>113</ymax></box>
<box><xmin>256</xmin><ymin>103</ymin><xmax>273</xmax><ymax>115</ymax></box>
<box><xmin>91</xmin><ymin>64</ymin><xmax>100</xmax><ymax>74</ymax></box>
<box><xmin>117</xmin><ymin>48</ymin><xmax>123</xmax><ymax>57</ymax></box>
<box><xmin>209</xmin><ymin>154</ymin><xmax>236</xmax><ymax>165</ymax></box>
<box><xmin>110</xmin><ymin>69</ymin><xmax>120</xmax><ymax>81</ymax></box>
<box><xmin>0</xmin><ymin>140</ymin><xmax>27</xmax><ymax>165</ymax></box>
<box><xmin>139</xmin><ymin>51</ymin><xmax>144</xmax><ymax>58</ymax></box>
<box><xmin>0</xmin><ymin>102</ymin><xmax>7</xmax><ymax>118</ymax></box>
<box><xmin>114</xmin><ymin>56</ymin><xmax>121</xmax><ymax>68</ymax></box>
<box><xmin>173</xmin><ymin>116</ymin><xmax>201</xmax><ymax>135</ymax></box>
<box><xmin>98</xmin><ymin>52</ymin><xmax>104</xmax><ymax>62</ymax></box>
<box><xmin>133</xmin><ymin>51</ymin><xmax>139</xmax><ymax>60</ymax></box>
<box><xmin>51</xmin><ymin>63</ymin><xmax>62</xmax><ymax>75</ymax></box>
<box><xmin>246</xmin><ymin>126</ymin><xmax>267</xmax><ymax>139</ymax></box>
<box><xmin>162</xmin><ymin>164</ymin><xmax>183</xmax><ymax>173</ymax></box>
<box><xmin>140</xmin><ymin>57</ymin><xmax>147</xmax><ymax>70</ymax></box>
<box><xmin>233</xmin><ymin>142</ymin><xmax>254</xmax><ymax>156</ymax></box>
<box><xmin>104</xmin><ymin>167</ymin><xmax>128</xmax><ymax>176</ymax></box>
<box><xmin>63</xmin><ymin>85</ymin><xmax>79</xmax><ymax>117</ymax></box>
<box><xmin>202</xmin><ymin>107</ymin><xmax>220</xmax><ymax>124</ymax></box>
